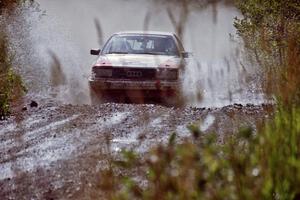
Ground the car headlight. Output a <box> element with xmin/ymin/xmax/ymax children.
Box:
<box><xmin>91</xmin><ymin>71</ymin><xmax>96</xmax><ymax>79</ymax></box>
<box><xmin>156</xmin><ymin>68</ymin><xmax>178</xmax><ymax>80</ymax></box>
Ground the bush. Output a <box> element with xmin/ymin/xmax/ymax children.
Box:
<box><xmin>0</xmin><ymin>28</ymin><xmax>25</xmax><ymax>119</ymax></box>
<box><xmin>234</xmin><ymin>0</ymin><xmax>300</xmax><ymax>106</ymax></box>
<box><xmin>0</xmin><ymin>0</ymin><xmax>30</xmax><ymax>119</ymax></box>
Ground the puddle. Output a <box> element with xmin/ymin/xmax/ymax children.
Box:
<box><xmin>1</xmin><ymin>115</ymin><xmax>79</xmax><ymax>150</ymax></box>
<box><xmin>111</xmin><ymin>128</ymin><xmax>140</xmax><ymax>152</ymax></box>
<box><xmin>24</xmin><ymin>115</ymin><xmax>79</xmax><ymax>141</ymax></box>
<box><xmin>150</xmin><ymin>117</ymin><xmax>163</xmax><ymax>127</ymax></box>
<box><xmin>24</xmin><ymin>117</ymin><xmax>45</xmax><ymax>129</ymax></box>
<box><xmin>200</xmin><ymin>115</ymin><xmax>215</xmax><ymax>132</ymax></box>
<box><xmin>0</xmin><ymin>163</ymin><xmax>13</xmax><ymax>180</ymax></box>
<box><xmin>99</xmin><ymin>112</ymin><xmax>130</xmax><ymax>128</ymax></box>
<box><xmin>0</xmin><ymin>124</ymin><xmax>17</xmax><ymax>135</ymax></box>
<box><xmin>175</xmin><ymin>115</ymin><xmax>215</xmax><ymax>136</ymax></box>
<box><xmin>0</xmin><ymin>137</ymin><xmax>77</xmax><ymax>181</ymax></box>
<box><xmin>176</xmin><ymin>125</ymin><xmax>191</xmax><ymax>136</ymax></box>
<box><xmin>0</xmin><ymin>127</ymin><xmax>85</xmax><ymax>181</ymax></box>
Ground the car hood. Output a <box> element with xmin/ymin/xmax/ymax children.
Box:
<box><xmin>95</xmin><ymin>54</ymin><xmax>181</xmax><ymax>69</ymax></box>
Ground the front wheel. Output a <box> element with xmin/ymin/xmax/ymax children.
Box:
<box><xmin>161</xmin><ymin>90</ymin><xmax>185</xmax><ymax>107</ymax></box>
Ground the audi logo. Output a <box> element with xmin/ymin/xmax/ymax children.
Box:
<box><xmin>126</xmin><ymin>71</ymin><xmax>142</xmax><ymax>78</ymax></box>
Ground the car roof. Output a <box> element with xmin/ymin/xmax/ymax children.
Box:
<box><xmin>115</xmin><ymin>31</ymin><xmax>176</xmax><ymax>36</ymax></box>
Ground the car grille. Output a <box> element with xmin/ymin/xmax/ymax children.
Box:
<box><xmin>94</xmin><ymin>68</ymin><xmax>157</xmax><ymax>80</ymax></box>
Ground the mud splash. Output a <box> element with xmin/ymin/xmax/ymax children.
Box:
<box><xmin>7</xmin><ymin>0</ymin><xmax>265</xmax><ymax>107</ymax></box>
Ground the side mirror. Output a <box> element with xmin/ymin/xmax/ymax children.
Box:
<box><xmin>181</xmin><ymin>51</ymin><xmax>192</xmax><ymax>58</ymax></box>
<box><xmin>90</xmin><ymin>49</ymin><xmax>101</xmax><ymax>55</ymax></box>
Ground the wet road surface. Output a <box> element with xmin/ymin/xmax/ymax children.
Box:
<box><xmin>0</xmin><ymin>98</ymin><xmax>272</xmax><ymax>200</ymax></box>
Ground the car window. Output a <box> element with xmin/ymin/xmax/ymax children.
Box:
<box><xmin>102</xmin><ymin>34</ymin><xmax>179</xmax><ymax>56</ymax></box>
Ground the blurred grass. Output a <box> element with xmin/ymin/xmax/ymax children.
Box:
<box><xmin>99</xmin><ymin>108</ymin><xmax>300</xmax><ymax>199</ymax></box>
<box><xmin>0</xmin><ymin>0</ymin><xmax>29</xmax><ymax>119</ymax></box>
<box><xmin>0</xmin><ymin>31</ymin><xmax>26</xmax><ymax>119</ymax></box>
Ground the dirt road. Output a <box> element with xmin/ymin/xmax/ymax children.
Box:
<box><xmin>0</xmin><ymin>97</ymin><xmax>272</xmax><ymax>200</ymax></box>
<box><xmin>0</xmin><ymin>0</ymin><xmax>271</xmax><ymax>198</ymax></box>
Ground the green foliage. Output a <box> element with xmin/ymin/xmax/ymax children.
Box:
<box><xmin>0</xmin><ymin>0</ymin><xmax>30</xmax><ymax>119</ymax></box>
<box><xmin>234</xmin><ymin>0</ymin><xmax>300</xmax><ymax>106</ymax></box>
<box><xmin>0</xmin><ymin>33</ymin><xmax>25</xmax><ymax>119</ymax></box>
<box><xmin>99</xmin><ymin>106</ymin><xmax>300</xmax><ymax>199</ymax></box>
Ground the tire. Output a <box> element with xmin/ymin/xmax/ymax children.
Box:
<box><xmin>89</xmin><ymin>88</ymin><xmax>102</xmax><ymax>105</ymax></box>
<box><xmin>161</xmin><ymin>90</ymin><xmax>185</xmax><ymax>107</ymax></box>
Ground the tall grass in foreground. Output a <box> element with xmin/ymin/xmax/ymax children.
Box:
<box><xmin>99</xmin><ymin>106</ymin><xmax>300</xmax><ymax>199</ymax></box>
<box><xmin>97</xmin><ymin>0</ymin><xmax>300</xmax><ymax>199</ymax></box>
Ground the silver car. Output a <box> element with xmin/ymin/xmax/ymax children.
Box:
<box><xmin>89</xmin><ymin>31</ymin><xmax>190</xmax><ymax>104</ymax></box>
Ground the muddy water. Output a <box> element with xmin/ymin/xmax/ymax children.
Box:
<box><xmin>9</xmin><ymin>0</ymin><xmax>264</xmax><ymax>107</ymax></box>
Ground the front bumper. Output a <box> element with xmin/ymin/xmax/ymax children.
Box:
<box><xmin>89</xmin><ymin>77</ymin><xmax>180</xmax><ymax>91</ymax></box>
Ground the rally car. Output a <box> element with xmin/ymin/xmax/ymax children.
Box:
<box><xmin>88</xmin><ymin>31</ymin><xmax>190</xmax><ymax>104</ymax></box>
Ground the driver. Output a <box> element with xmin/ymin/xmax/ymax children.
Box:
<box><xmin>154</xmin><ymin>38</ymin><xmax>167</xmax><ymax>53</ymax></box>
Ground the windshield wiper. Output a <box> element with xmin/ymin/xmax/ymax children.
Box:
<box><xmin>108</xmin><ymin>51</ymin><xmax>129</xmax><ymax>54</ymax></box>
<box><xmin>139</xmin><ymin>52</ymin><xmax>162</xmax><ymax>55</ymax></box>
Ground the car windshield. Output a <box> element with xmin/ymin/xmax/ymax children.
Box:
<box><xmin>102</xmin><ymin>34</ymin><xmax>179</xmax><ymax>56</ymax></box>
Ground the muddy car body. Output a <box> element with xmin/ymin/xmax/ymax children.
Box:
<box><xmin>89</xmin><ymin>31</ymin><xmax>190</xmax><ymax>104</ymax></box>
